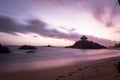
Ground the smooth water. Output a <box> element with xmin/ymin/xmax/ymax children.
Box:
<box><xmin>0</xmin><ymin>46</ymin><xmax>120</xmax><ymax>72</ymax></box>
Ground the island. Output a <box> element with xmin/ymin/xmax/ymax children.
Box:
<box><xmin>65</xmin><ymin>35</ymin><xmax>107</xmax><ymax>49</ymax></box>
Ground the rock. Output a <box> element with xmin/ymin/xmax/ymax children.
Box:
<box><xmin>0</xmin><ymin>44</ymin><xmax>11</xmax><ymax>53</ymax></box>
<box><xmin>18</xmin><ymin>45</ymin><xmax>37</xmax><ymax>50</ymax></box>
<box><xmin>26</xmin><ymin>51</ymin><xmax>36</xmax><ymax>53</ymax></box>
<box><xmin>47</xmin><ymin>45</ymin><xmax>52</xmax><ymax>47</ymax></box>
<box><xmin>44</xmin><ymin>45</ymin><xmax>54</xmax><ymax>47</ymax></box>
<box><xmin>65</xmin><ymin>36</ymin><xmax>107</xmax><ymax>49</ymax></box>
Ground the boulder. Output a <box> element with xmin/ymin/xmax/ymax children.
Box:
<box><xmin>18</xmin><ymin>45</ymin><xmax>37</xmax><ymax>50</ymax></box>
<box><xmin>0</xmin><ymin>44</ymin><xmax>11</xmax><ymax>53</ymax></box>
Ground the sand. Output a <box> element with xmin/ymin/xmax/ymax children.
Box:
<box><xmin>0</xmin><ymin>56</ymin><xmax>120</xmax><ymax>80</ymax></box>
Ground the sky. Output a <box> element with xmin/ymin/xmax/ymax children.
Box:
<box><xmin>0</xmin><ymin>0</ymin><xmax>120</xmax><ymax>46</ymax></box>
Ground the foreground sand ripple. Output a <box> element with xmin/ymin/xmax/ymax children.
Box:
<box><xmin>55</xmin><ymin>57</ymin><xmax>120</xmax><ymax>80</ymax></box>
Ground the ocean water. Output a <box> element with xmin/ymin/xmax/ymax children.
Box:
<box><xmin>0</xmin><ymin>46</ymin><xmax>120</xmax><ymax>72</ymax></box>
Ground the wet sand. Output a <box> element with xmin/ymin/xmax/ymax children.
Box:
<box><xmin>0</xmin><ymin>56</ymin><xmax>120</xmax><ymax>80</ymax></box>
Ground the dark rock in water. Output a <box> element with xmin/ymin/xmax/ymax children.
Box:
<box><xmin>26</xmin><ymin>51</ymin><xmax>36</xmax><ymax>53</ymax></box>
<box><xmin>48</xmin><ymin>45</ymin><xmax>52</xmax><ymax>47</ymax></box>
<box><xmin>0</xmin><ymin>44</ymin><xmax>11</xmax><ymax>53</ymax></box>
<box><xmin>65</xmin><ymin>35</ymin><xmax>107</xmax><ymax>49</ymax></box>
<box><xmin>18</xmin><ymin>45</ymin><xmax>37</xmax><ymax>50</ymax></box>
<box><xmin>0</xmin><ymin>47</ymin><xmax>10</xmax><ymax>53</ymax></box>
<box><xmin>44</xmin><ymin>45</ymin><xmax>54</xmax><ymax>47</ymax></box>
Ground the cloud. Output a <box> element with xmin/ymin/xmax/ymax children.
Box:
<box><xmin>0</xmin><ymin>15</ymin><xmax>117</xmax><ymax>46</ymax></box>
<box><xmin>0</xmin><ymin>16</ymin><xmax>25</xmax><ymax>34</ymax></box>
<box><xmin>49</xmin><ymin>0</ymin><xmax>120</xmax><ymax>27</ymax></box>
<box><xmin>0</xmin><ymin>15</ymin><xmax>80</xmax><ymax>40</ymax></box>
<box><xmin>79</xmin><ymin>0</ymin><xmax>120</xmax><ymax>27</ymax></box>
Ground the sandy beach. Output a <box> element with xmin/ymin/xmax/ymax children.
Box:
<box><xmin>0</xmin><ymin>56</ymin><xmax>120</xmax><ymax>80</ymax></box>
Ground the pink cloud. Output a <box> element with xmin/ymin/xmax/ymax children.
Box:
<box><xmin>79</xmin><ymin>0</ymin><xmax>120</xmax><ymax>27</ymax></box>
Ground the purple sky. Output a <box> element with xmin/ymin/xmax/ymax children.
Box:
<box><xmin>0</xmin><ymin>0</ymin><xmax>120</xmax><ymax>46</ymax></box>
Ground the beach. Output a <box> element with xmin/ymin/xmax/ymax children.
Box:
<box><xmin>0</xmin><ymin>56</ymin><xmax>120</xmax><ymax>80</ymax></box>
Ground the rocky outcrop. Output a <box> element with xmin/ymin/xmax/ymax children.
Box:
<box><xmin>45</xmin><ymin>45</ymin><xmax>54</xmax><ymax>47</ymax></box>
<box><xmin>0</xmin><ymin>44</ymin><xmax>11</xmax><ymax>53</ymax></box>
<box><xmin>18</xmin><ymin>45</ymin><xmax>37</xmax><ymax>50</ymax></box>
<box><xmin>65</xmin><ymin>36</ymin><xmax>107</xmax><ymax>49</ymax></box>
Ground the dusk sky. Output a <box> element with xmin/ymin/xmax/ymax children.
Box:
<box><xmin>0</xmin><ymin>0</ymin><xmax>120</xmax><ymax>46</ymax></box>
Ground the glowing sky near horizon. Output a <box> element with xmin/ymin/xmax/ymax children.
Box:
<box><xmin>0</xmin><ymin>0</ymin><xmax>120</xmax><ymax>46</ymax></box>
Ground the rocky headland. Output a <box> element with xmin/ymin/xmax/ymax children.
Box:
<box><xmin>65</xmin><ymin>36</ymin><xmax>107</xmax><ymax>49</ymax></box>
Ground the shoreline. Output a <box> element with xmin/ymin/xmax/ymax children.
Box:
<box><xmin>0</xmin><ymin>56</ymin><xmax>120</xmax><ymax>80</ymax></box>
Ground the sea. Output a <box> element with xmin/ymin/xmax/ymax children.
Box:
<box><xmin>0</xmin><ymin>46</ymin><xmax>120</xmax><ymax>73</ymax></box>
